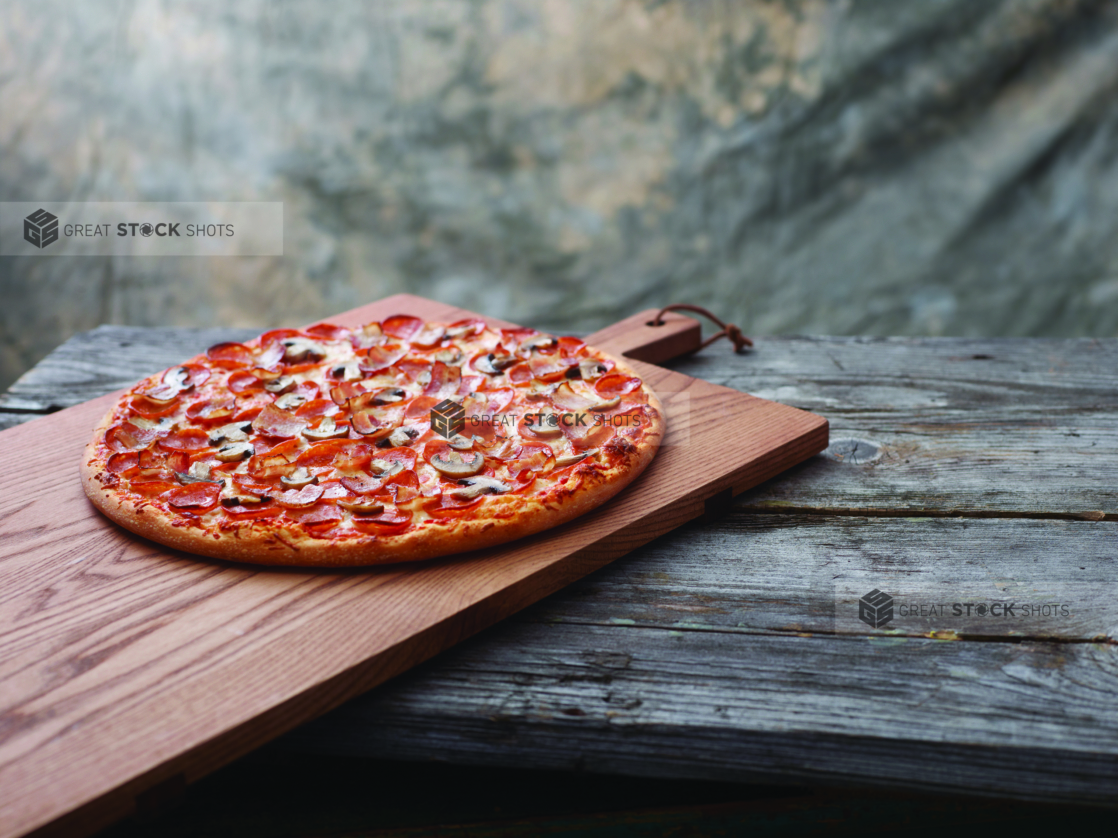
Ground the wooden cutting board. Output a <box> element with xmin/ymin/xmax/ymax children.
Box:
<box><xmin>0</xmin><ymin>294</ymin><xmax>827</xmax><ymax>838</ymax></box>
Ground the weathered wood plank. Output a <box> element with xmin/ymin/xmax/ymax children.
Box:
<box><xmin>516</xmin><ymin>515</ymin><xmax>1118</xmax><ymax>643</ymax></box>
<box><xmin>670</xmin><ymin>337</ymin><xmax>1118</xmax><ymax>517</ymax></box>
<box><xmin>282</xmin><ymin>619</ymin><xmax>1118</xmax><ymax>805</ymax></box>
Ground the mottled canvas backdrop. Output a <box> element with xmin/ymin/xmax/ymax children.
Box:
<box><xmin>3</xmin><ymin>0</ymin><xmax>1118</xmax><ymax>391</ymax></box>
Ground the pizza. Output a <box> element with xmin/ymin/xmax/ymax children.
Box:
<box><xmin>80</xmin><ymin>315</ymin><xmax>665</xmax><ymax>566</ymax></box>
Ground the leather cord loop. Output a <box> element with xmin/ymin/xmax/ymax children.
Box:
<box><xmin>652</xmin><ymin>304</ymin><xmax>753</xmax><ymax>354</ymax></box>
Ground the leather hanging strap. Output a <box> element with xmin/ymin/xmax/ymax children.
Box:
<box><xmin>652</xmin><ymin>304</ymin><xmax>753</xmax><ymax>354</ymax></box>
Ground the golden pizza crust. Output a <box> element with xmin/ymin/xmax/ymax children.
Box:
<box><xmin>80</xmin><ymin>350</ymin><xmax>663</xmax><ymax>567</ymax></box>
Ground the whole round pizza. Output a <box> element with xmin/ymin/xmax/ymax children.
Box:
<box><xmin>80</xmin><ymin>315</ymin><xmax>664</xmax><ymax>566</ymax></box>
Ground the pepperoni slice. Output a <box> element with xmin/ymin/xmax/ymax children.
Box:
<box><xmin>106</xmin><ymin>452</ymin><xmax>139</xmax><ymax>473</ymax></box>
<box><xmin>206</xmin><ymin>342</ymin><xmax>254</xmax><ymax>368</ymax></box>
<box><xmin>340</xmin><ymin>474</ymin><xmax>384</xmax><ymax>495</ymax></box>
<box><xmin>305</xmin><ymin>322</ymin><xmax>350</xmax><ymax>341</ymax></box>
<box><xmin>506</xmin><ymin>362</ymin><xmax>532</xmax><ymax>385</ymax></box>
<box><xmin>333</xmin><ymin>441</ymin><xmax>377</xmax><ymax>471</ymax></box>
<box><xmin>458</xmin><ymin>374</ymin><xmax>485</xmax><ymax>396</ymax></box>
<box><xmin>252</xmin><ymin>403</ymin><xmax>307</xmax><ymax>438</ymax></box>
<box><xmin>295</xmin><ymin>398</ymin><xmax>337</xmax><ymax>418</ymax></box>
<box><xmin>374</xmin><ymin>448</ymin><xmax>417</xmax><ymax>471</ymax></box>
<box><xmin>507</xmin><ymin>442</ymin><xmax>555</xmax><ymax>473</ymax></box>
<box><xmin>558</xmin><ymin>336</ymin><xmax>587</xmax><ymax>358</ymax></box>
<box><xmin>158</xmin><ymin>428</ymin><xmax>211</xmax><ymax>451</ymax></box>
<box><xmin>179</xmin><ymin>363</ymin><xmax>211</xmax><ymax>389</ymax></box>
<box><xmin>404</xmin><ymin>395</ymin><xmax>439</xmax><ymax>420</ymax></box>
<box><xmin>228</xmin><ymin>370</ymin><xmax>266</xmax><ymax>394</ymax></box>
<box><xmin>595</xmin><ymin>373</ymin><xmax>642</xmax><ymax>397</ymax></box>
<box><xmin>130</xmin><ymin>394</ymin><xmax>181</xmax><ymax>419</ymax></box>
<box><xmin>385</xmin><ymin>469</ymin><xmax>421</xmax><ymax>502</ymax></box>
<box><xmin>259</xmin><ymin>328</ymin><xmax>304</xmax><ymax>348</ymax></box>
<box><xmin>233</xmin><ymin>474</ymin><xmax>279</xmax><ymax>496</ymax></box>
<box><xmin>131</xmin><ymin>480</ymin><xmax>178</xmax><ymax>498</ymax></box>
<box><xmin>382</xmin><ymin>314</ymin><xmax>424</xmax><ymax>340</ymax></box>
<box><xmin>485</xmin><ymin>387</ymin><xmax>516</xmax><ymax>415</ymax></box>
<box><xmin>296</xmin><ymin>439</ymin><xmax>353</xmax><ymax>468</ymax></box>
<box><xmin>425</xmin><ymin>492</ymin><xmax>485</xmax><ymax>516</ymax></box>
<box><xmin>168</xmin><ymin>483</ymin><xmax>221</xmax><ymax>510</ymax></box>
<box><xmin>350</xmin><ymin>504</ymin><xmax>412</xmax><ymax>534</ymax></box>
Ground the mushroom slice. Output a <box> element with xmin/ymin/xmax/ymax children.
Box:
<box><xmin>475</xmin><ymin>352</ymin><xmax>517</xmax><ymax>374</ymax></box>
<box><xmin>552</xmin><ymin>381</ymin><xmax>620</xmax><ymax>412</ymax></box>
<box><xmin>175</xmin><ymin>462</ymin><xmax>224</xmax><ymax>486</ymax></box>
<box><xmin>447</xmin><ymin>434</ymin><xmax>474</xmax><ymax>451</ymax></box>
<box><xmin>372</xmin><ymin>387</ymin><xmax>407</xmax><ymax>405</ymax></box>
<box><xmin>329</xmin><ymin>362</ymin><xmax>363</xmax><ymax>381</ymax></box>
<box><xmin>301</xmin><ymin>416</ymin><xmax>349</xmax><ymax>441</ymax></box>
<box><xmin>208</xmin><ymin>421</ymin><xmax>252</xmax><ymax>446</ymax></box>
<box><xmin>449</xmin><ymin>475</ymin><xmax>511</xmax><ymax>500</ymax></box>
<box><xmin>434</xmin><ymin>348</ymin><xmax>464</xmax><ymax>365</ymax></box>
<box><xmin>555</xmin><ymin>449</ymin><xmax>596</xmax><ymax>468</ymax></box>
<box><xmin>526</xmin><ymin>380</ymin><xmax>559</xmax><ymax>401</ymax></box>
<box><xmin>162</xmin><ymin>366</ymin><xmax>192</xmax><ymax>391</ymax></box>
<box><xmin>280</xmin><ymin>467</ymin><xmax>319</xmax><ymax>489</ymax></box>
<box><xmin>216</xmin><ymin>441</ymin><xmax>255</xmax><ymax>462</ymax></box>
<box><xmin>281</xmin><ymin>338</ymin><xmax>326</xmax><ymax>363</ymax></box>
<box><xmin>369</xmin><ymin>460</ymin><xmax>405</xmax><ymax>478</ymax></box>
<box><xmin>264</xmin><ymin>376</ymin><xmax>297</xmax><ymax>394</ymax></box>
<box><xmin>430</xmin><ymin>450</ymin><xmax>485</xmax><ymax>478</ymax></box>
<box><xmin>378</xmin><ymin>427</ymin><xmax>418</xmax><ymax>449</ymax></box>
<box><xmin>520</xmin><ymin>334</ymin><xmax>556</xmax><ymax>353</ymax></box>
<box><xmin>275</xmin><ymin>392</ymin><xmax>307</xmax><ymax>410</ymax></box>
<box><xmin>578</xmin><ymin>358</ymin><xmax>608</xmax><ymax>381</ymax></box>
<box><xmin>338</xmin><ymin>498</ymin><xmax>386</xmax><ymax>514</ymax></box>
<box><xmin>528</xmin><ymin>408</ymin><xmax>564</xmax><ymax>436</ymax></box>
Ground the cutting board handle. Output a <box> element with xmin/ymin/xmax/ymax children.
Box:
<box><xmin>585</xmin><ymin>309</ymin><xmax>703</xmax><ymax>365</ymax></box>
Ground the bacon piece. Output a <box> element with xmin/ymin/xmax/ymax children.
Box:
<box><xmin>423</xmin><ymin>361</ymin><xmax>461</xmax><ymax>399</ymax></box>
<box><xmin>485</xmin><ymin>387</ymin><xmax>516</xmax><ymax>415</ymax></box>
<box><xmin>167</xmin><ymin>483</ymin><xmax>221</xmax><ymax>510</ymax></box>
<box><xmin>254</xmin><ymin>341</ymin><xmax>287</xmax><ymax>371</ymax></box>
<box><xmin>105</xmin><ymin>421</ymin><xmax>171</xmax><ymax>452</ymax></box>
<box><xmin>458</xmin><ymin>374</ymin><xmax>484</xmax><ymax>396</ymax></box>
<box><xmin>382</xmin><ymin>314</ymin><xmax>424</xmax><ymax>341</ymax></box>
<box><xmin>233</xmin><ymin>473</ymin><xmax>278</xmax><ymax>496</ymax></box>
<box><xmin>317</xmin><ymin>480</ymin><xmax>351</xmax><ymax>500</ymax></box>
<box><xmin>358</xmin><ymin>343</ymin><xmax>407</xmax><ymax>372</ymax></box>
<box><xmin>274</xmin><ymin>484</ymin><xmax>325</xmax><ymax>508</ymax></box>
<box><xmin>403</xmin><ymin>396</ymin><xmax>439</xmax><ymax>420</ymax></box>
<box><xmin>507</xmin><ymin>443</ymin><xmax>555</xmax><ymax>474</ymax></box>
<box><xmin>385</xmin><ymin>469</ymin><xmax>421</xmax><ymax>502</ymax></box>
<box><xmin>206</xmin><ymin>342</ymin><xmax>254</xmax><ymax>368</ymax></box>
<box><xmin>252</xmin><ymin>404</ymin><xmax>307</xmax><ymax>438</ymax></box>
<box><xmin>330</xmin><ymin>380</ymin><xmax>366</xmax><ymax>406</ymax></box>
<box><xmin>425</xmin><ymin>492</ymin><xmax>485</xmax><ymax>515</ymax></box>
<box><xmin>158</xmin><ymin>428</ymin><xmax>211</xmax><ymax>451</ymax></box>
<box><xmin>333</xmin><ymin>441</ymin><xmax>377</xmax><ymax>471</ymax></box>
<box><xmin>446</xmin><ymin>318</ymin><xmax>486</xmax><ymax>339</ymax></box>
<box><xmin>528</xmin><ymin>353</ymin><xmax>571</xmax><ymax>381</ymax></box>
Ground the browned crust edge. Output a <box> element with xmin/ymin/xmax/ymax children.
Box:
<box><xmin>79</xmin><ymin>350</ymin><xmax>664</xmax><ymax>567</ymax></box>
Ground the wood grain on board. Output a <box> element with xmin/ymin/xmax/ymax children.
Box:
<box><xmin>0</xmin><ymin>295</ymin><xmax>827</xmax><ymax>838</ymax></box>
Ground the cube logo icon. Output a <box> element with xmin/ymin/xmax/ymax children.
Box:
<box><xmin>430</xmin><ymin>399</ymin><xmax>465</xmax><ymax>439</ymax></box>
<box><xmin>859</xmin><ymin>589</ymin><xmax>894</xmax><ymax>628</ymax></box>
<box><xmin>24</xmin><ymin>209</ymin><xmax>59</xmax><ymax>249</ymax></box>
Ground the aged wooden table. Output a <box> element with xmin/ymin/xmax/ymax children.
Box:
<box><xmin>1</xmin><ymin>328</ymin><xmax>1115</xmax><ymax>824</ymax></box>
